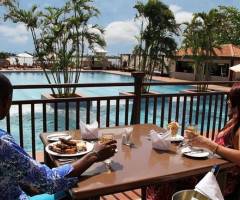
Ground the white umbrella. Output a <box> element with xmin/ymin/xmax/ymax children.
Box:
<box><xmin>229</xmin><ymin>64</ymin><xmax>240</xmax><ymax>72</ymax></box>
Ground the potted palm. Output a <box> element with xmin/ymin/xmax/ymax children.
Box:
<box><xmin>3</xmin><ymin>0</ymin><xmax>105</xmax><ymax>98</ymax></box>
<box><xmin>120</xmin><ymin>0</ymin><xmax>178</xmax><ymax>97</ymax></box>
<box><xmin>133</xmin><ymin>0</ymin><xmax>178</xmax><ymax>93</ymax></box>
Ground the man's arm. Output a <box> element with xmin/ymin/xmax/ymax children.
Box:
<box><xmin>0</xmin><ymin>138</ymin><xmax>116</xmax><ymax>194</ymax></box>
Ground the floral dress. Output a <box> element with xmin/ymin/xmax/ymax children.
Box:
<box><xmin>0</xmin><ymin>129</ymin><xmax>78</xmax><ymax>200</ymax></box>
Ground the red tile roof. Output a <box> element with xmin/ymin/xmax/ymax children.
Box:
<box><xmin>177</xmin><ymin>44</ymin><xmax>240</xmax><ymax>58</ymax></box>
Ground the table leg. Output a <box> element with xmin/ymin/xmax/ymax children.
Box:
<box><xmin>141</xmin><ymin>187</ymin><xmax>147</xmax><ymax>200</ymax></box>
<box><xmin>44</xmin><ymin>149</ymin><xmax>54</xmax><ymax>168</ymax></box>
<box><xmin>217</xmin><ymin>170</ymin><xmax>227</xmax><ymax>192</ymax></box>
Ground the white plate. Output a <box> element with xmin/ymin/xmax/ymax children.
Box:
<box><xmin>168</xmin><ymin>135</ymin><xmax>184</xmax><ymax>142</ymax></box>
<box><xmin>181</xmin><ymin>147</ymin><xmax>210</xmax><ymax>158</ymax></box>
<box><xmin>45</xmin><ymin>140</ymin><xmax>94</xmax><ymax>157</ymax></box>
<box><xmin>47</xmin><ymin>133</ymin><xmax>72</xmax><ymax>142</ymax></box>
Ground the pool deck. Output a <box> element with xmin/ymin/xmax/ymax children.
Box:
<box><xmin>103</xmin><ymin>70</ymin><xmax>231</xmax><ymax>92</ymax></box>
<box><xmin>0</xmin><ymin>69</ymin><xmax>231</xmax><ymax>92</ymax></box>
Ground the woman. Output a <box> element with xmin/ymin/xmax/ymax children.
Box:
<box><xmin>186</xmin><ymin>82</ymin><xmax>240</xmax><ymax>199</ymax></box>
<box><xmin>0</xmin><ymin>73</ymin><xmax>117</xmax><ymax>200</ymax></box>
<box><xmin>147</xmin><ymin>82</ymin><xmax>240</xmax><ymax>200</ymax></box>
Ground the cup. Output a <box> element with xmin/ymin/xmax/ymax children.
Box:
<box><xmin>177</xmin><ymin>124</ymin><xmax>198</xmax><ymax>154</ymax></box>
<box><xmin>99</xmin><ymin>133</ymin><xmax>114</xmax><ymax>169</ymax></box>
<box><xmin>185</xmin><ymin>124</ymin><xmax>198</xmax><ymax>138</ymax></box>
<box><xmin>168</xmin><ymin>122</ymin><xmax>180</xmax><ymax>138</ymax></box>
<box><xmin>122</xmin><ymin>127</ymin><xmax>133</xmax><ymax>145</ymax></box>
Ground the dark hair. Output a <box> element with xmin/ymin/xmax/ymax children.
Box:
<box><xmin>229</xmin><ymin>83</ymin><xmax>240</xmax><ymax>109</ymax></box>
<box><xmin>0</xmin><ymin>73</ymin><xmax>13</xmax><ymax>101</ymax></box>
<box><xmin>224</xmin><ymin>83</ymin><xmax>240</xmax><ymax>146</ymax></box>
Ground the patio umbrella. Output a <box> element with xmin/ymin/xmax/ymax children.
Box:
<box><xmin>229</xmin><ymin>64</ymin><xmax>240</xmax><ymax>81</ymax></box>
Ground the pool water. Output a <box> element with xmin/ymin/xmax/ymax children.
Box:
<box><xmin>3</xmin><ymin>71</ymin><xmax>193</xmax><ymax>100</ymax></box>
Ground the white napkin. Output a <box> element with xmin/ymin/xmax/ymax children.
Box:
<box><xmin>150</xmin><ymin>130</ymin><xmax>171</xmax><ymax>151</ymax></box>
<box><xmin>195</xmin><ymin>172</ymin><xmax>224</xmax><ymax>200</ymax></box>
<box><xmin>80</xmin><ymin>121</ymin><xmax>99</xmax><ymax>140</ymax></box>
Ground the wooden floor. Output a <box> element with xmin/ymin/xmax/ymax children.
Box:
<box><xmin>100</xmin><ymin>189</ymin><xmax>141</xmax><ymax>200</ymax></box>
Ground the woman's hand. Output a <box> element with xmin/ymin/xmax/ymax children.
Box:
<box><xmin>93</xmin><ymin>140</ymin><xmax>117</xmax><ymax>162</ymax></box>
<box><xmin>185</xmin><ymin>130</ymin><xmax>213</xmax><ymax>150</ymax></box>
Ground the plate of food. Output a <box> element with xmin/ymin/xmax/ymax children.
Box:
<box><xmin>46</xmin><ymin>138</ymin><xmax>94</xmax><ymax>157</ymax></box>
<box><xmin>181</xmin><ymin>147</ymin><xmax>210</xmax><ymax>158</ymax></box>
<box><xmin>47</xmin><ymin>133</ymin><xmax>72</xmax><ymax>142</ymax></box>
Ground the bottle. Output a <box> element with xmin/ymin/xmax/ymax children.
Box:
<box><xmin>211</xmin><ymin>164</ymin><xmax>220</xmax><ymax>176</ymax></box>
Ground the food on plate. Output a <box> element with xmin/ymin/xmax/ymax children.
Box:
<box><xmin>76</xmin><ymin>140</ymin><xmax>87</xmax><ymax>151</ymax></box>
<box><xmin>167</xmin><ymin>121</ymin><xmax>180</xmax><ymax>137</ymax></box>
<box><xmin>49</xmin><ymin>139</ymin><xmax>86</xmax><ymax>154</ymax></box>
<box><xmin>59</xmin><ymin>138</ymin><xmax>77</xmax><ymax>146</ymax></box>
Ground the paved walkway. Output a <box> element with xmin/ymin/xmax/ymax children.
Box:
<box><xmin>104</xmin><ymin>70</ymin><xmax>231</xmax><ymax>92</ymax></box>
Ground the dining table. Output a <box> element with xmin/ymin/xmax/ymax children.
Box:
<box><xmin>40</xmin><ymin>124</ymin><xmax>234</xmax><ymax>200</ymax></box>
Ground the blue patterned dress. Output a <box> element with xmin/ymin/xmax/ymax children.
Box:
<box><xmin>0</xmin><ymin>129</ymin><xmax>79</xmax><ymax>200</ymax></box>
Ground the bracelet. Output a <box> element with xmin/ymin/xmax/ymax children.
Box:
<box><xmin>213</xmin><ymin>144</ymin><xmax>219</xmax><ymax>154</ymax></box>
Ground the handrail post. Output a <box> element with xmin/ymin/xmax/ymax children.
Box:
<box><xmin>131</xmin><ymin>72</ymin><xmax>145</xmax><ymax>124</ymax></box>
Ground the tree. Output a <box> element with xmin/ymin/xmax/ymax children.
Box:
<box><xmin>3</xmin><ymin>0</ymin><xmax>105</xmax><ymax>97</ymax></box>
<box><xmin>0</xmin><ymin>51</ymin><xmax>15</xmax><ymax>59</ymax></box>
<box><xmin>214</xmin><ymin>6</ymin><xmax>240</xmax><ymax>46</ymax></box>
<box><xmin>182</xmin><ymin>9</ymin><xmax>220</xmax><ymax>91</ymax></box>
<box><xmin>134</xmin><ymin>0</ymin><xmax>178</xmax><ymax>92</ymax></box>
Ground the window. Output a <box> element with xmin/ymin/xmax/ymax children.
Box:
<box><xmin>210</xmin><ymin>63</ymin><xmax>229</xmax><ymax>77</ymax></box>
<box><xmin>176</xmin><ymin>61</ymin><xmax>194</xmax><ymax>73</ymax></box>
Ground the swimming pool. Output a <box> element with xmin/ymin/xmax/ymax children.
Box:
<box><xmin>3</xmin><ymin>71</ymin><xmax>193</xmax><ymax>100</ymax></box>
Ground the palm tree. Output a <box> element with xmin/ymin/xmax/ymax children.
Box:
<box><xmin>3</xmin><ymin>0</ymin><xmax>105</xmax><ymax>97</ymax></box>
<box><xmin>182</xmin><ymin>9</ymin><xmax>220</xmax><ymax>91</ymax></box>
<box><xmin>134</xmin><ymin>0</ymin><xmax>178</xmax><ymax>92</ymax></box>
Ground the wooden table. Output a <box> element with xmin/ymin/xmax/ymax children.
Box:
<box><xmin>40</xmin><ymin>124</ymin><xmax>233</xmax><ymax>200</ymax></box>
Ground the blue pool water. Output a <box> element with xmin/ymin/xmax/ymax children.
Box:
<box><xmin>3</xmin><ymin>71</ymin><xmax>193</xmax><ymax>100</ymax></box>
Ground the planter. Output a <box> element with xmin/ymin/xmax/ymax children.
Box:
<box><xmin>119</xmin><ymin>91</ymin><xmax>160</xmax><ymax>96</ymax></box>
<box><xmin>41</xmin><ymin>92</ymin><xmax>88</xmax><ymax>109</ymax></box>
<box><xmin>180</xmin><ymin>89</ymin><xmax>215</xmax><ymax>93</ymax></box>
<box><xmin>119</xmin><ymin>91</ymin><xmax>160</xmax><ymax>105</ymax></box>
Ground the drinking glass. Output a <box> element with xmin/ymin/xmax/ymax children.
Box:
<box><xmin>185</xmin><ymin>124</ymin><xmax>198</xmax><ymax>138</ymax></box>
<box><xmin>177</xmin><ymin>124</ymin><xmax>198</xmax><ymax>154</ymax></box>
<box><xmin>99</xmin><ymin>133</ymin><xmax>114</xmax><ymax>169</ymax></box>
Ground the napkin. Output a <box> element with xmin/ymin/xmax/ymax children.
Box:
<box><xmin>195</xmin><ymin>172</ymin><xmax>224</xmax><ymax>200</ymax></box>
<box><xmin>80</xmin><ymin>121</ymin><xmax>99</xmax><ymax>140</ymax></box>
<box><xmin>150</xmin><ymin>130</ymin><xmax>171</xmax><ymax>151</ymax></box>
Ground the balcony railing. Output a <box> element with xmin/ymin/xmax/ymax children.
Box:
<box><xmin>1</xmin><ymin>72</ymin><xmax>233</xmax><ymax>159</ymax></box>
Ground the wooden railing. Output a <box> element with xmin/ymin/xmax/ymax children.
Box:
<box><xmin>1</xmin><ymin>72</ymin><xmax>234</xmax><ymax>158</ymax></box>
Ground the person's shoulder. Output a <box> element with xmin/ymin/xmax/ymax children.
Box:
<box><xmin>0</xmin><ymin>129</ymin><xmax>8</xmax><ymax>137</ymax></box>
<box><xmin>0</xmin><ymin>129</ymin><xmax>14</xmax><ymax>142</ymax></box>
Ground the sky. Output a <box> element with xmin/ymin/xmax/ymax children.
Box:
<box><xmin>0</xmin><ymin>0</ymin><xmax>239</xmax><ymax>55</ymax></box>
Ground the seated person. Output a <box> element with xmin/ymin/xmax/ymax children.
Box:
<box><xmin>186</xmin><ymin>82</ymin><xmax>240</xmax><ymax>200</ymax></box>
<box><xmin>0</xmin><ymin>73</ymin><xmax>117</xmax><ymax>200</ymax></box>
<box><xmin>147</xmin><ymin>83</ymin><xmax>240</xmax><ymax>200</ymax></box>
